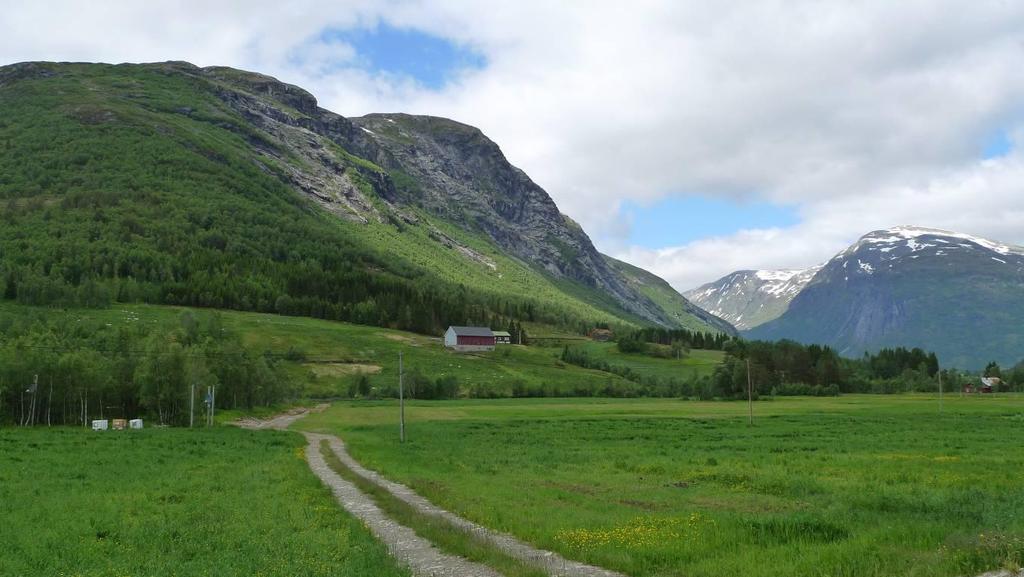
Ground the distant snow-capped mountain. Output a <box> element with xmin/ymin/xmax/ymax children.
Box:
<box><xmin>684</xmin><ymin>266</ymin><xmax>822</xmax><ymax>330</ymax></box>
<box><xmin>746</xmin><ymin>225</ymin><xmax>1024</xmax><ymax>369</ymax></box>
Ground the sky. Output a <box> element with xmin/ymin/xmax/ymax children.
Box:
<box><xmin>2</xmin><ymin>1</ymin><xmax>1024</xmax><ymax>291</ymax></box>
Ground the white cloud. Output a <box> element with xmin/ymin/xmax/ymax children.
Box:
<box><xmin>2</xmin><ymin>1</ymin><xmax>1024</xmax><ymax>290</ymax></box>
<box><xmin>624</xmin><ymin>150</ymin><xmax>1024</xmax><ymax>289</ymax></box>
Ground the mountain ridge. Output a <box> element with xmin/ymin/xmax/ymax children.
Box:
<box><xmin>745</xmin><ymin>225</ymin><xmax>1024</xmax><ymax>368</ymax></box>
<box><xmin>684</xmin><ymin>265</ymin><xmax>821</xmax><ymax>330</ymax></box>
<box><xmin>0</xmin><ymin>60</ymin><xmax>728</xmax><ymax>335</ymax></box>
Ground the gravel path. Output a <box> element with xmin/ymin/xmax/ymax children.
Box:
<box><xmin>304</xmin><ymin>432</ymin><xmax>504</xmax><ymax>577</ymax></box>
<box><xmin>234</xmin><ymin>405</ymin><xmax>326</xmax><ymax>430</ymax></box>
<box><xmin>321</xmin><ymin>435</ymin><xmax>627</xmax><ymax>577</ymax></box>
<box><xmin>238</xmin><ymin>407</ymin><xmax>626</xmax><ymax>576</ymax></box>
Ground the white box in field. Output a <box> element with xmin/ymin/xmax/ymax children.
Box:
<box><xmin>91</xmin><ymin>420</ymin><xmax>108</xmax><ymax>431</ymax></box>
<box><xmin>129</xmin><ymin>419</ymin><xmax>143</xmax><ymax>429</ymax></box>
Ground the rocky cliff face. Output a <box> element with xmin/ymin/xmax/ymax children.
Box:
<box><xmin>135</xmin><ymin>62</ymin><xmax>708</xmax><ymax>329</ymax></box>
<box><xmin>348</xmin><ymin>113</ymin><xmax>680</xmax><ymax>326</ymax></box>
<box><xmin>746</xmin><ymin>226</ymin><xmax>1024</xmax><ymax>368</ymax></box>
<box><xmin>685</xmin><ymin>267</ymin><xmax>821</xmax><ymax>330</ymax></box>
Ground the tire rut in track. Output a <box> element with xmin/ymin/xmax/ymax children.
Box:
<box><xmin>320</xmin><ymin>434</ymin><xmax>628</xmax><ymax>577</ymax></box>
<box><xmin>305</xmin><ymin>432</ymin><xmax>504</xmax><ymax>577</ymax></box>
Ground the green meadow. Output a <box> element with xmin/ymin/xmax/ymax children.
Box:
<box><xmin>574</xmin><ymin>341</ymin><xmax>724</xmax><ymax>380</ymax></box>
<box><xmin>0</xmin><ymin>426</ymin><xmax>408</xmax><ymax>577</ymax></box>
<box><xmin>297</xmin><ymin>395</ymin><xmax>1024</xmax><ymax>577</ymax></box>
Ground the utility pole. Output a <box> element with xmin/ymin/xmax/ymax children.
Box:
<box><xmin>189</xmin><ymin>383</ymin><xmax>195</xmax><ymax>428</ymax></box>
<box><xmin>746</xmin><ymin>359</ymin><xmax>753</xmax><ymax>426</ymax></box>
<box><xmin>938</xmin><ymin>370</ymin><xmax>944</xmax><ymax>414</ymax></box>
<box><xmin>28</xmin><ymin>374</ymin><xmax>38</xmax><ymax>427</ymax></box>
<box><xmin>211</xmin><ymin>385</ymin><xmax>216</xmax><ymax>427</ymax></box>
<box><xmin>399</xmin><ymin>351</ymin><xmax>406</xmax><ymax>443</ymax></box>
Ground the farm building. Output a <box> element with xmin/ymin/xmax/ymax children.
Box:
<box><xmin>493</xmin><ymin>331</ymin><xmax>512</xmax><ymax>344</ymax></box>
<box><xmin>589</xmin><ymin>328</ymin><xmax>613</xmax><ymax>341</ymax></box>
<box><xmin>981</xmin><ymin>377</ymin><xmax>1002</xmax><ymax>393</ymax></box>
<box><xmin>964</xmin><ymin>377</ymin><xmax>1002</xmax><ymax>394</ymax></box>
<box><xmin>444</xmin><ymin>326</ymin><xmax>496</xmax><ymax>352</ymax></box>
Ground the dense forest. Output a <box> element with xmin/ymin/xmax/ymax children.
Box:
<box><xmin>620</xmin><ymin>327</ymin><xmax>733</xmax><ymax>352</ymax></box>
<box><xmin>714</xmin><ymin>339</ymin><xmax>1024</xmax><ymax>397</ymax></box>
<box><xmin>0</xmin><ymin>309</ymin><xmax>293</xmax><ymax>426</ymax></box>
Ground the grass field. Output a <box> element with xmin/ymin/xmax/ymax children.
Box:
<box><xmin>574</xmin><ymin>342</ymin><xmax>724</xmax><ymax>380</ymax></box>
<box><xmin>297</xmin><ymin>395</ymin><xmax>1024</xmax><ymax>577</ymax></box>
<box><xmin>0</xmin><ymin>426</ymin><xmax>408</xmax><ymax>577</ymax></box>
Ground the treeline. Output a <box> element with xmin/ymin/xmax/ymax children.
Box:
<box><xmin>559</xmin><ymin>337</ymin><xmax>1017</xmax><ymax>400</ymax></box>
<box><xmin>0</xmin><ymin>310</ymin><xmax>296</xmax><ymax>426</ymax></box>
<box><xmin>0</xmin><ymin>193</ymin><xmax>592</xmax><ymax>337</ymax></box>
<box><xmin>626</xmin><ymin>327</ymin><xmax>733</xmax><ymax>351</ymax></box>
<box><xmin>712</xmin><ymin>340</ymin><xmax>955</xmax><ymax>398</ymax></box>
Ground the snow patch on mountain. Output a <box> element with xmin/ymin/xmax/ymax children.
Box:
<box><xmin>685</xmin><ymin>265</ymin><xmax>822</xmax><ymax>330</ymax></box>
<box><xmin>686</xmin><ymin>225</ymin><xmax>1024</xmax><ymax>333</ymax></box>
<box><xmin>854</xmin><ymin>225</ymin><xmax>1024</xmax><ymax>257</ymax></box>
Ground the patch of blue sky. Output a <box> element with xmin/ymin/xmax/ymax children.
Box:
<box><xmin>622</xmin><ymin>196</ymin><xmax>800</xmax><ymax>249</ymax></box>
<box><xmin>982</xmin><ymin>129</ymin><xmax>1012</xmax><ymax>159</ymax></box>
<box><xmin>317</xmin><ymin>23</ymin><xmax>485</xmax><ymax>89</ymax></box>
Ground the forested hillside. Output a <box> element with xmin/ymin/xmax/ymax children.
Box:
<box><xmin>0</xmin><ymin>61</ymin><xmax>727</xmax><ymax>337</ymax></box>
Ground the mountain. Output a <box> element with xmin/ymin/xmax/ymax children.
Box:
<box><xmin>604</xmin><ymin>255</ymin><xmax>735</xmax><ymax>333</ymax></box>
<box><xmin>684</xmin><ymin>266</ymin><xmax>821</xmax><ymax>330</ymax></box>
<box><xmin>746</xmin><ymin>226</ymin><xmax>1024</xmax><ymax>369</ymax></box>
<box><xmin>0</xmin><ymin>61</ymin><xmax>726</xmax><ymax>334</ymax></box>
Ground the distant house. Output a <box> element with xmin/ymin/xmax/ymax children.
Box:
<box><xmin>493</xmin><ymin>330</ymin><xmax>512</xmax><ymax>345</ymax></box>
<box><xmin>444</xmin><ymin>326</ymin><xmax>495</xmax><ymax>352</ymax></box>
<box><xmin>965</xmin><ymin>377</ymin><xmax>1002</xmax><ymax>394</ymax></box>
<box><xmin>981</xmin><ymin>377</ymin><xmax>1002</xmax><ymax>393</ymax></box>
<box><xmin>589</xmin><ymin>328</ymin><xmax>613</xmax><ymax>342</ymax></box>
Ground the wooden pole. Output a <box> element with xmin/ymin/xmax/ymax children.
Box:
<box><xmin>746</xmin><ymin>359</ymin><xmax>753</xmax><ymax>426</ymax></box>
<box><xmin>190</xmin><ymin>382</ymin><xmax>195</xmax><ymax>428</ymax></box>
<box><xmin>399</xmin><ymin>351</ymin><xmax>406</xmax><ymax>443</ymax></box>
<box><xmin>28</xmin><ymin>375</ymin><xmax>38</xmax><ymax>427</ymax></box>
<box><xmin>938</xmin><ymin>370</ymin><xmax>944</xmax><ymax>414</ymax></box>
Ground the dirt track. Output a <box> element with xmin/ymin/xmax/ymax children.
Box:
<box><xmin>238</xmin><ymin>407</ymin><xmax>626</xmax><ymax>577</ymax></box>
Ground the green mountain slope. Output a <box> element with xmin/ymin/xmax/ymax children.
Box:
<box><xmin>0</xmin><ymin>61</ymin><xmax>723</xmax><ymax>334</ymax></box>
<box><xmin>747</xmin><ymin>226</ymin><xmax>1024</xmax><ymax>369</ymax></box>
<box><xmin>603</xmin><ymin>255</ymin><xmax>735</xmax><ymax>334</ymax></box>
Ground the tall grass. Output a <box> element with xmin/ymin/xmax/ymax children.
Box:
<box><xmin>0</xmin><ymin>426</ymin><xmax>408</xmax><ymax>577</ymax></box>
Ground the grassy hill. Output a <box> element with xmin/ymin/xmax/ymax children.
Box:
<box><xmin>0</xmin><ymin>61</ymin><xmax>723</xmax><ymax>338</ymax></box>
<box><xmin>0</xmin><ymin>300</ymin><xmax>727</xmax><ymax>425</ymax></box>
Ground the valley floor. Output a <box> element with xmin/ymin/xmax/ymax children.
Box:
<box><xmin>295</xmin><ymin>395</ymin><xmax>1024</xmax><ymax>577</ymax></box>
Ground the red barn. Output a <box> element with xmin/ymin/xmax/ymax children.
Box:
<box><xmin>444</xmin><ymin>326</ymin><xmax>496</xmax><ymax>352</ymax></box>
